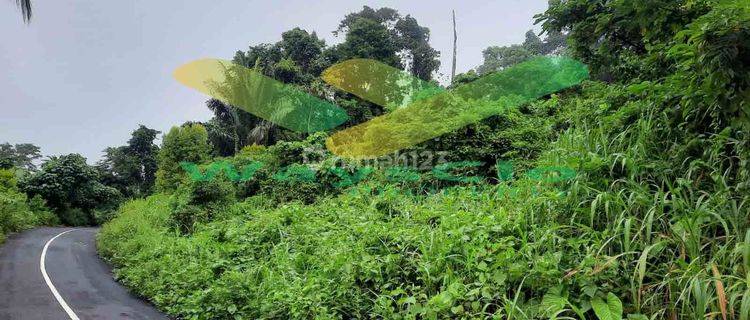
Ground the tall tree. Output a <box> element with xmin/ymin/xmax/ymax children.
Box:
<box><xmin>335</xmin><ymin>6</ymin><xmax>441</xmax><ymax>81</ymax></box>
<box><xmin>0</xmin><ymin>157</ymin><xmax>12</xmax><ymax>170</ymax></box>
<box><xmin>127</xmin><ymin>125</ymin><xmax>161</xmax><ymax>193</ymax></box>
<box><xmin>395</xmin><ymin>15</ymin><xmax>441</xmax><ymax>81</ymax></box>
<box><xmin>0</xmin><ymin>143</ymin><xmax>42</xmax><ymax>171</ymax></box>
<box><xmin>477</xmin><ymin>45</ymin><xmax>535</xmax><ymax>75</ymax></box>
<box><xmin>337</xmin><ymin>18</ymin><xmax>401</xmax><ymax>68</ymax></box>
<box><xmin>206</xmin><ymin>7</ymin><xmax>442</xmax><ymax>158</ymax></box>
<box><xmin>535</xmin><ymin>0</ymin><xmax>710</xmax><ymax>81</ymax></box>
<box><xmin>476</xmin><ymin>29</ymin><xmax>568</xmax><ymax>75</ymax></box>
<box><xmin>20</xmin><ymin>154</ymin><xmax>121</xmax><ymax>225</ymax></box>
<box><xmin>97</xmin><ymin>146</ymin><xmax>140</xmax><ymax>196</ymax></box>
<box><xmin>205</xmin><ymin>98</ymin><xmax>242</xmax><ymax>156</ymax></box>
<box><xmin>451</xmin><ymin>10</ymin><xmax>457</xmax><ymax>83</ymax></box>
<box><xmin>155</xmin><ymin>123</ymin><xmax>211</xmax><ymax>192</ymax></box>
<box><xmin>279</xmin><ymin>28</ymin><xmax>326</xmax><ymax>75</ymax></box>
<box><xmin>96</xmin><ymin>125</ymin><xmax>160</xmax><ymax>197</ymax></box>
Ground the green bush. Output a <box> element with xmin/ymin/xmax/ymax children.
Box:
<box><xmin>92</xmin><ymin>209</ymin><xmax>117</xmax><ymax>225</ymax></box>
<box><xmin>0</xmin><ymin>190</ymin><xmax>35</xmax><ymax>234</ymax></box>
<box><xmin>28</xmin><ymin>195</ymin><xmax>59</xmax><ymax>226</ymax></box>
<box><xmin>58</xmin><ymin>207</ymin><xmax>91</xmax><ymax>226</ymax></box>
<box><xmin>19</xmin><ymin>153</ymin><xmax>121</xmax><ymax>224</ymax></box>
<box><xmin>0</xmin><ymin>169</ymin><xmax>57</xmax><ymax>242</ymax></box>
<box><xmin>155</xmin><ymin>124</ymin><xmax>211</xmax><ymax>192</ymax></box>
<box><xmin>169</xmin><ymin>177</ymin><xmax>236</xmax><ymax>234</ymax></box>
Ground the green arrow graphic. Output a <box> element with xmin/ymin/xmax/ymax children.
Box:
<box><xmin>174</xmin><ymin>59</ymin><xmax>349</xmax><ymax>133</ymax></box>
<box><xmin>322</xmin><ymin>56</ymin><xmax>589</xmax><ymax>158</ymax></box>
<box><xmin>174</xmin><ymin>56</ymin><xmax>588</xmax><ymax>159</ymax></box>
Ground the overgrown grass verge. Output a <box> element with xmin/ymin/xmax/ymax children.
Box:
<box><xmin>98</xmin><ymin>160</ymin><xmax>750</xmax><ymax>319</ymax></box>
<box><xmin>99</xmin><ymin>80</ymin><xmax>750</xmax><ymax>319</ymax></box>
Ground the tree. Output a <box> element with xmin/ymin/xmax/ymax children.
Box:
<box><xmin>233</xmin><ymin>43</ymin><xmax>284</xmax><ymax>75</ymax></box>
<box><xmin>451</xmin><ymin>10</ymin><xmax>457</xmax><ymax>82</ymax></box>
<box><xmin>540</xmin><ymin>30</ymin><xmax>568</xmax><ymax>55</ymax></box>
<box><xmin>326</xmin><ymin>7</ymin><xmax>442</xmax><ymax>127</ymax></box>
<box><xmin>280</xmin><ymin>28</ymin><xmax>326</xmax><ymax>74</ymax></box>
<box><xmin>204</xmin><ymin>7</ymin><xmax>442</xmax><ymax>158</ymax></box>
<box><xmin>0</xmin><ymin>158</ymin><xmax>13</xmax><ymax>170</ymax></box>
<box><xmin>450</xmin><ymin>70</ymin><xmax>479</xmax><ymax>87</ymax></box>
<box><xmin>523</xmin><ymin>30</ymin><xmax>543</xmax><ymax>54</ymax></box>
<box><xmin>128</xmin><ymin>125</ymin><xmax>160</xmax><ymax>193</ymax></box>
<box><xmin>97</xmin><ymin>125</ymin><xmax>160</xmax><ymax>197</ymax></box>
<box><xmin>337</xmin><ymin>18</ymin><xmax>401</xmax><ymax>68</ymax></box>
<box><xmin>155</xmin><ymin>123</ymin><xmax>211</xmax><ymax>192</ymax></box>
<box><xmin>20</xmin><ymin>154</ymin><xmax>121</xmax><ymax>225</ymax></box>
<box><xmin>476</xmin><ymin>29</ymin><xmax>569</xmax><ymax>75</ymax></box>
<box><xmin>394</xmin><ymin>15</ymin><xmax>441</xmax><ymax>81</ymax></box>
<box><xmin>335</xmin><ymin>6</ymin><xmax>441</xmax><ymax>81</ymax></box>
<box><xmin>535</xmin><ymin>0</ymin><xmax>711</xmax><ymax>81</ymax></box>
<box><xmin>0</xmin><ymin>143</ymin><xmax>42</xmax><ymax>171</ymax></box>
<box><xmin>0</xmin><ymin>144</ymin><xmax>14</xmax><ymax>170</ymax></box>
<box><xmin>97</xmin><ymin>146</ymin><xmax>139</xmax><ymax>196</ymax></box>
<box><xmin>477</xmin><ymin>45</ymin><xmax>535</xmax><ymax>75</ymax></box>
<box><xmin>336</xmin><ymin>6</ymin><xmax>400</xmax><ymax>30</ymax></box>
<box><xmin>205</xmin><ymin>98</ymin><xmax>242</xmax><ymax>156</ymax></box>
<box><xmin>219</xmin><ymin>38</ymin><xmax>313</xmax><ymax>152</ymax></box>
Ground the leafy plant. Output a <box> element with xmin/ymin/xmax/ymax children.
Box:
<box><xmin>591</xmin><ymin>293</ymin><xmax>623</xmax><ymax>320</ymax></box>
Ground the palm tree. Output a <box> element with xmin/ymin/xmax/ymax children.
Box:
<box><xmin>206</xmin><ymin>98</ymin><xmax>242</xmax><ymax>154</ymax></box>
<box><xmin>14</xmin><ymin>0</ymin><xmax>32</xmax><ymax>23</ymax></box>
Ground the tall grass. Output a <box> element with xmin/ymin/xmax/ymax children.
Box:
<box><xmin>99</xmin><ymin>78</ymin><xmax>750</xmax><ymax>319</ymax></box>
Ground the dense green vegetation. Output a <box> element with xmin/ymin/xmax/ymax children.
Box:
<box><xmin>0</xmin><ymin>168</ymin><xmax>57</xmax><ymax>244</ymax></box>
<box><xmin>0</xmin><ymin>144</ymin><xmax>56</xmax><ymax>243</ymax></box>
<box><xmin>0</xmin><ymin>123</ymin><xmax>161</xmax><ymax>228</ymax></box>
<box><xmin>4</xmin><ymin>0</ymin><xmax>748</xmax><ymax>319</ymax></box>
<box><xmin>97</xmin><ymin>1</ymin><xmax>750</xmax><ymax>318</ymax></box>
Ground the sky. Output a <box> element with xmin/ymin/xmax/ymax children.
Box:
<box><xmin>1</xmin><ymin>0</ymin><xmax>548</xmax><ymax>163</ymax></box>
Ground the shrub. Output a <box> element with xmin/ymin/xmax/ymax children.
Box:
<box><xmin>58</xmin><ymin>207</ymin><xmax>91</xmax><ymax>226</ymax></box>
<box><xmin>0</xmin><ymin>169</ymin><xmax>56</xmax><ymax>241</ymax></box>
<box><xmin>0</xmin><ymin>191</ymin><xmax>34</xmax><ymax>234</ymax></box>
<box><xmin>19</xmin><ymin>154</ymin><xmax>122</xmax><ymax>223</ymax></box>
<box><xmin>92</xmin><ymin>209</ymin><xmax>117</xmax><ymax>225</ymax></box>
<box><xmin>169</xmin><ymin>177</ymin><xmax>236</xmax><ymax>233</ymax></box>
<box><xmin>155</xmin><ymin>124</ymin><xmax>211</xmax><ymax>192</ymax></box>
<box><xmin>28</xmin><ymin>195</ymin><xmax>59</xmax><ymax>226</ymax></box>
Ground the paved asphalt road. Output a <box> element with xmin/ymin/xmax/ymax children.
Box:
<box><xmin>0</xmin><ymin>227</ymin><xmax>168</xmax><ymax>320</ymax></box>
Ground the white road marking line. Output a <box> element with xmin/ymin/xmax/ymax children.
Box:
<box><xmin>40</xmin><ymin>229</ymin><xmax>80</xmax><ymax>320</ymax></box>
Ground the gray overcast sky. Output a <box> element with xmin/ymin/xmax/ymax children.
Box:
<box><xmin>1</xmin><ymin>0</ymin><xmax>548</xmax><ymax>163</ymax></box>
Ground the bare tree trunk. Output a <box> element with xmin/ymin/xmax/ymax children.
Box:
<box><xmin>451</xmin><ymin>10</ymin><xmax>457</xmax><ymax>84</ymax></box>
<box><xmin>231</xmin><ymin>109</ymin><xmax>241</xmax><ymax>154</ymax></box>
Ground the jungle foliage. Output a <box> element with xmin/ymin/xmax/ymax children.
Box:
<box><xmin>0</xmin><ymin>168</ymin><xmax>57</xmax><ymax>243</ymax></box>
<box><xmin>95</xmin><ymin>2</ymin><xmax>750</xmax><ymax>319</ymax></box>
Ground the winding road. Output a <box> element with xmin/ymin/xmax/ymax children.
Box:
<box><xmin>0</xmin><ymin>228</ymin><xmax>167</xmax><ymax>320</ymax></box>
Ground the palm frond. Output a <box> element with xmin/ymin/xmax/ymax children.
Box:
<box><xmin>15</xmin><ymin>0</ymin><xmax>32</xmax><ymax>23</ymax></box>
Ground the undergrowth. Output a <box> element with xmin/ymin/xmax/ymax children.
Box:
<box><xmin>98</xmin><ymin>1</ymin><xmax>750</xmax><ymax>319</ymax></box>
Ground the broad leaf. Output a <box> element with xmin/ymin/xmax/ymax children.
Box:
<box><xmin>591</xmin><ymin>293</ymin><xmax>623</xmax><ymax>320</ymax></box>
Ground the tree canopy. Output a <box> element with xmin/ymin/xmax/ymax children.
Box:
<box><xmin>97</xmin><ymin>125</ymin><xmax>160</xmax><ymax>197</ymax></box>
<box><xmin>20</xmin><ymin>154</ymin><xmax>121</xmax><ymax>225</ymax></box>
<box><xmin>477</xmin><ymin>30</ymin><xmax>568</xmax><ymax>75</ymax></box>
<box><xmin>0</xmin><ymin>143</ymin><xmax>42</xmax><ymax>171</ymax></box>
<box><xmin>205</xmin><ymin>6</ymin><xmax>441</xmax><ymax>157</ymax></box>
